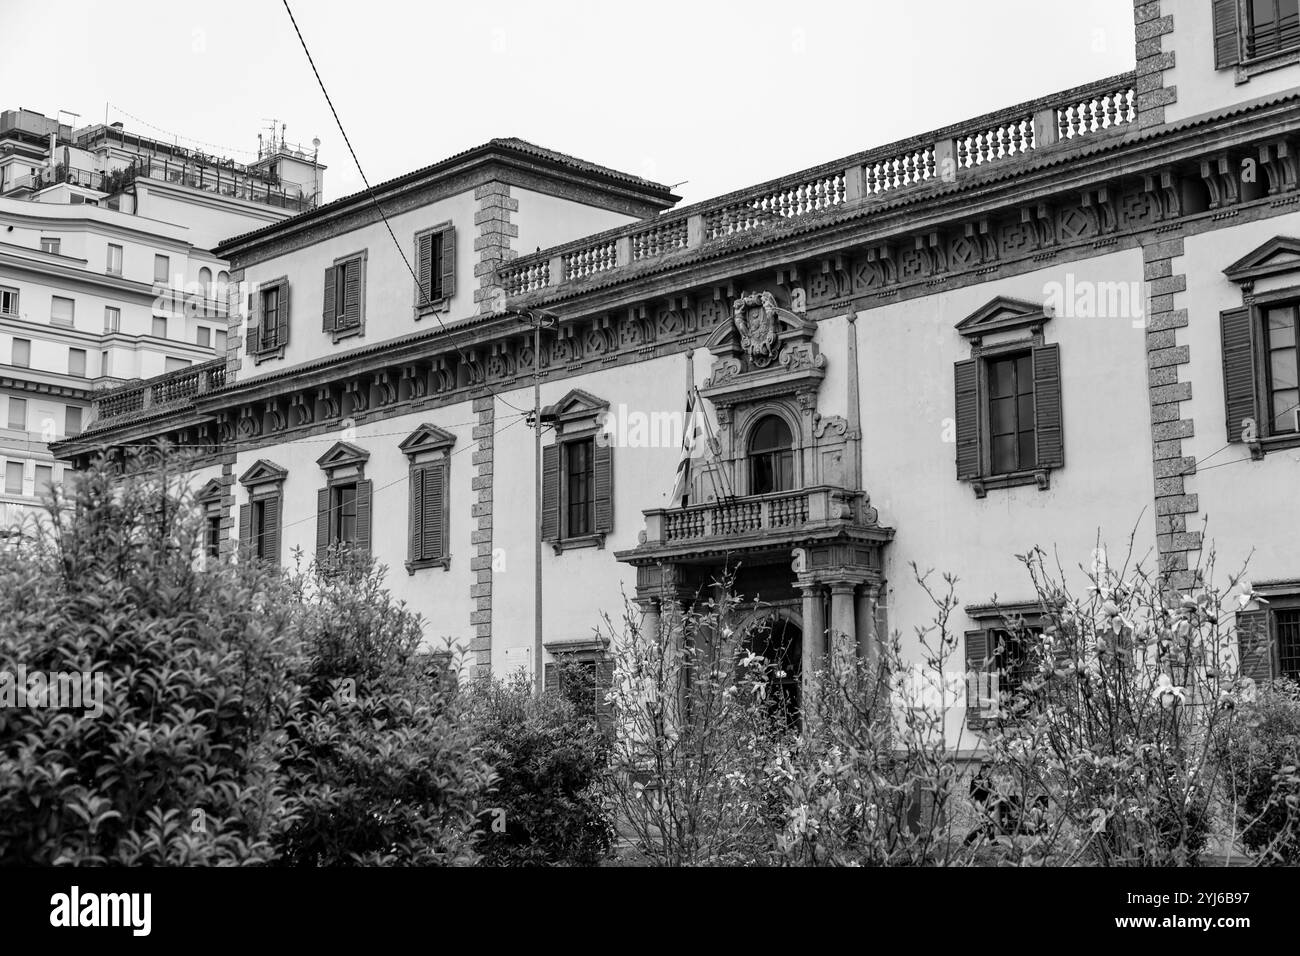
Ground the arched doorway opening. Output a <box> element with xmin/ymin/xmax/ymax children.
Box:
<box><xmin>748</xmin><ymin>415</ymin><xmax>795</xmax><ymax>494</ymax></box>
<box><xmin>743</xmin><ymin>612</ymin><xmax>802</xmax><ymax>728</ymax></box>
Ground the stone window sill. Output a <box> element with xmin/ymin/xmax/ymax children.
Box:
<box><xmin>415</xmin><ymin>301</ymin><xmax>449</xmax><ymax>321</ymax></box>
<box><xmin>1235</xmin><ymin>45</ymin><xmax>1300</xmax><ymax>83</ymax></box>
<box><xmin>331</xmin><ymin>324</ymin><xmax>364</xmax><ymax>344</ymax></box>
<box><xmin>970</xmin><ymin>468</ymin><xmax>1051</xmax><ymax>499</ymax></box>
<box><xmin>251</xmin><ymin>344</ymin><xmax>285</xmax><ymax>364</ymax></box>
<box><xmin>1249</xmin><ymin>432</ymin><xmax>1300</xmax><ymax>459</ymax></box>
<box><xmin>406</xmin><ymin>556</ymin><xmax>451</xmax><ymax>574</ymax></box>
<box><xmin>549</xmin><ymin>532</ymin><xmax>606</xmax><ymax>555</ymax></box>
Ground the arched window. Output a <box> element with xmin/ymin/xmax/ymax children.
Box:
<box><xmin>198</xmin><ymin>266</ymin><xmax>212</xmax><ymax>290</ymax></box>
<box><xmin>749</xmin><ymin>415</ymin><xmax>794</xmax><ymax>494</ymax></box>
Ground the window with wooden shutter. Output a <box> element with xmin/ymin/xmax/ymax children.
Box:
<box><xmin>1213</xmin><ymin>0</ymin><xmax>1242</xmax><ymax>68</ymax></box>
<box><xmin>324</xmin><ymin>251</ymin><xmax>367</xmax><ymax>342</ymax></box>
<box><xmin>354</xmin><ymin>479</ymin><xmax>373</xmax><ymax>557</ymax></box>
<box><xmin>965</xmin><ymin>629</ymin><xmax>991</xmax><ymax>728</ymax></box>
<box><xmin>315</xmin><ymin>486</ymin><xmax>330</xmax><ymax>565</ymax></box>
<box><xmin>540</xmin><ymin>389</ymin><xmax>612</xmax><ymax>552</ymax></box>
<box><xmin>954</xmin><ymin>359</ymin><xmax>980</xmax><ymax>480</ymax></box>
<box><xmin>250</xmin><ymin>276</ymin><xmax>289</xmax><ymax>363</ymax></box>
<box><xmin>1236</xmin><ymin>608</ymin><xmax>1274</xmax><ymax>681</ymax></box>
<box><xmin>413</xmin><ymin>223</ymin><xmax>456</xmax><ymax>318</ymax></box>
<box><xmin>238</xmin><ymin>502</ymin><xmax>252</xmax><ymax>550</ymax></box>
<box><xmin>399</xmin><ymin>423</ymin><xmax>456</xmax><ymax>572</ymax></box>
<box><xmin>1032</xmin><ymin>343</ymin><xmax>1064</xmax><ymax>469</ymax></box>
<box><xmin>1221</xmin><ymin>306</ymin><xmax>1258</xmax><ymax>444</ymax></box>
<box><xmin>541</xmin><ymin>442</ymin><xmax>561</xmax><ymax>542</ymax></box>
<box><xmin>238</xmin><ymin>460</ymin><xmax>287</xmax><ymax>568</ymax></box>
<box><xmin>593</xmin><ymin>440</ymin><xmax>614</xmax><ymax>534</ymax></box>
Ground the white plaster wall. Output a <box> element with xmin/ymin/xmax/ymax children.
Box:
<box><xmin>1178</xmin><ymin>213</ymin><xmax>1300</xmax><ymax>583</ymax></box>
<box><xmin>1164</xmin><ymin>3</ymin><xmax>1300</xmax><ymax>124</ymax></box>
<box><xmin>510</xmin><ymin>187</ymin><xmax>642</xmax><ymax>258</ymax></box>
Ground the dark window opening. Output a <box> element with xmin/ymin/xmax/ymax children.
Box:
<box><xmin>1247</xmin><ymin>0</ymin><xmax>1300</xmax><ymax>58</ymax></box>
<box><xmin>205</xmin><ymin>512</ymin><xmax>222</xmax><ymax>558</ymax></box>
<box><xmin>1264</xmin><ymin>304</ymin><xmax>1300</xmax><ymax>435</ymax></box>
<box><xmin>744</xmin><ymin>616</ymin><xmax>802</xmax><ymax>729</ymax></box>
<box><xmin>989</xmin><ymin>626</ymin><xmax>1042</xmax><ymax>713</ymax></box>
<box><xmin>565</xmin><ymin>437</ymin><xmax>594</xmax><ymax>537</ymax></box>
<box><xmin>1278</xmin><ymin>608</ymin><xmax>1300</xmax><ymax>679</ymax></box>
<box><xmin>749</xmin><ymin>415</ymin><xmax>795</xmax><ymax>494</ymax></box>
<box><xmin>260</xmin><ymin>286</ymin><xmax>280</xmax><ymax>350</ymax></box>
<box><xmin>332</xmin><ymin>483</ymin><xmax>358</xmax><ymax>545</ymax></box>
<box><xmin>987</xmin><ymin>352</ymin><xmax>1036</xmax><ymax>474</ymax></box>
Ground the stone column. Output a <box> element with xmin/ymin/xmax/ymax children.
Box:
<box><xmin>638</xmin><ymin>599</ymin><xmax>661</xmax><ymax>645</ymax></box>
<box><xmin>856</xmin><ymin>583</ymin><xmax>880</xmax><ymax>663</ymax></box>
<box><xmin>829</xmin><ymin>582</ymin><xmax>857</xmax><ymax>673</ymax></box>
<box><xmin>799</xmin><ymin>582</ymin><xmax>825</xmax><ymax>712</ymax></box>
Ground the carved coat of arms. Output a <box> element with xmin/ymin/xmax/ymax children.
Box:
<box><xmin>732</xmin><ymin>291</ymin><xmax>780</xmax><ymax>367</ymax></box>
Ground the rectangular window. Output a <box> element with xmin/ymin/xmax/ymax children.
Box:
<box><xmin>34</xmin><ymin>465</ymin><xmax>53</xmax><ymax>496</ymax></box>
<box><xmin>987</xmin><ymin>352</ymin><xmax>1036</xmax><ymax>474</ymax></box>
<box><xmin>1279</xmin><ymin>608</ymin><xmax>1300</xmax><ymax>679</ymax></box>
<box><xmin>106</xmin><ymin>243</ymin><xmax>123</xmax><ymax>276</ymax></box>
<box><xmin>197</xmin><ymin>326</ymin><xmax>211</xmax><ymax>348</ymax></box>
<box><xmin>68</xmin><ymin>348</ymin><xmax>86</xmax><ymax>377</ymax></box>
<box><xmin>164</xmin><ymin>357</ymin><xmax>191</xmax><ymax>373</ymax></box>
<box><xmin>101</xmin><ymin>350</ymin><xmax>110</xmax><ymax>378</ymax></box>
<box><xmin>65</xmin><ymin>406</ymin><xmax>82</xmax><ymax>437</ymax></box>
<box><xmin>0</xmin><ymin>286</ymin><xmax>18</xmax><ymax>317</ymax></box>
<box><xmin>206</xmin><ymin>512</ymin><xmax>223</xmax><ymax>558</ymax></box>
<box><xmin>333</xmin><ymin>483</ymin><xmax>359</xmax><ymax>545</ymax></box>
<box><xmin>565</xmin><ymin>437</ymin><xmax>594</xmax><ymax>537</ymax></box>
<box><xmin>414</xmin><ymin>224</ymin><xmax>456</xmax><ymax>312</ymax></box>
<box><xmin>40</xmin><ymin>237</ymin><xmax>60</xmax><ymax>255</ymax></box>
<box><xmin>409</xmin><ymin>460</ymin><xmax>450</xmax><ymax>568</ymax></box>
<box><xmin>11</xmin><ymin>338</ymin><xmax>30</xmax><ymax>368</ymax></box>
<box><xmin>154</xmin><ymin>254</ymin><xmax>170</xmax><ymax>284</ymax></box>
<box><xmin>323</xmin><ymin>254</ymin><xmax>366</xmax><ymax>338</ymax></box>
<box><xmin>1247</xmin><ymin>0</ymin><xmax>1300</xmax><ymax>58</ymax></box>
<box><xmin>152</xmin><ymin>315</ymin><xmax>168</xmax><ymax>339</ymax></box>
<box><xmin>7</xmin><ymin>397</ymin><xmax>26</xmax><ymax>431</ymax></box>
<box><xmin>4</xmin><ymin>461</ymin><xmax>23</xmax><ymax>495</ymax></box>
<box><xmin>104</xmin><ymin>306</ymin><xmax>121</xmax><ymax>333</ymax></box>
<box><xmin>1264</xmin><ymin>303</ymin><xmax>1299</xmax><ymax>434</ymax></box>
<box><xmin>261</xmin><ymin>286</ymin><xmax>280</xmax><ymax>349</ymax></box>
<box><xmin>50</xmin><ymin>296</ymin><xmax>75</xmax><ymax>327</ymax></box>
<box><xmin>215</xmin><ymin>329</ymin><xmax>227</xmax><ymax>353</ymax></box>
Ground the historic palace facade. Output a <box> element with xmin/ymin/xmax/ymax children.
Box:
<box><xmin>53</xmin><ymin>2</ymin><xmax>1300</xmax><ymax>746</ymax></box>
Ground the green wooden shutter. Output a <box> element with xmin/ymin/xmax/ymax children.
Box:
<box><xmin>274</xmin><ymin>279</ymin><xmax>290</xmax><ymax>349</ymax></box>
<box><xmin>422</xmin><ymin>463</ymin><xmax>446</xmax><ymax>560</ymax></box>
<box><xmin>1220</xmin><ymin>306</ymin><xmax>1257</xmax><ymax>443</ymax></box>
<box><xmin>322</xmin><ymin>265</ymin><xmax>337</xmax><ymax>332</ymax></box>
<box><xmin>409</xmin><ymin>466</ymin><xmax>424</xmax><ymax>564</ymax></box>
<box><xmin>1213</xmin><ymin>0</ymin><xmax>1241</xmax><ymax>69</ymax></box>
<box><xmin>342</xmin><ymin>258</ymin><xmax>362</xmax><ymax>329</ymax></box>
<box><xmin>1237</xmin><ymin>608</ymin><xmax>1274</xmax><ymax>681</ymax></box>
<box><xmin>415</xmin><ymin>231</ymin><xmax>434</xmax><ymax>309</ymax></box>
<box><xmin>544</xmin><ymin>662</ymin><xmax>559</xmax><ymax>694</ymax></box>
<box><xmin>954</xmin><ymin>359</ymin><xmax>980</xmax><ymax>480</ymax></box>
<box><xmin>238</xmin><ymin>502</ymin><xmax>251</xmax><ymax>550</ymax></box>
<box><xmin>541</xmin><ymin>442</ymin><xmax>560</xmax><ymax>541</ymax></box>
<box><xmin>439</xmin><ymin>226</ymin><xmax>456</xmax><ymax>300</ymax></box>
<box><xmin>263</xmin><ymin>495</ymin><xmax>281</xmax><ymax>568</ymax></box>
<box><xmin>965</xmin><ymin>629</ymin><xmax>990</xmax><ymax>723</ymax></box>
<box><xmin>1032</xmin><ymin>343</ymin><xmax>1064</xmax><ymax>469</ymax></box>
<box><xmin>355</xmin><ymin>478</ymin><xmax>373</xmax><ymax>557</ymax></box>
<box><xmin>315</xmin><ymin>487</ymin><xmax>330</xmax><ymax>563</ymax></box>
<box><xmin>593</xmin><ymin>440</ymin><xmax>613</xmax><ymax>534</ymax></box>
<box><xmin>248</xmin><ymin>287</ymin><xmax>262</xmax><ymax>355</ymax></box>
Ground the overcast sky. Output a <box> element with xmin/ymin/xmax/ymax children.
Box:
<box><xmin>6</xmin><ymin>0</ymin><xmax>1136</xmax><ymax>207</ymax></box>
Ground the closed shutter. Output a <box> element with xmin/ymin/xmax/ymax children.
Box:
<box><xmin>1220</xmin><ymin>306</ymin><xmax>1257</xmax><ymax>443</ymax></box>
<box><xmin>316</xmin><ymin>487</ymin><xmax>330</xmax><ymax>563</ymax></box>
<box><xmin>593</xmin><ymin>440</ymin><xmax>613</xmax><ymax>534</ymax></box>
<box><xmin>249</xmin><ymin>286</ymin><xmax>262</xmax><ymax>354</ymax></box>
<box><xmin>954</xmin><ymin>359</ymin><xmax>980</xmax><ymax>479</ymax></box>
<box><xmin>238</xmin><ymin>502</ymin><xmax>251</xmax><ymax>550</ymax></box>
<box><xmin>1237</xmin><ymin>608</ymin><xmax>1274</xmax><ymax>681</ymax></box>
<box><xmin>415</xmin><ymin>231</ymin><xmax>435</xmax><ymax>308</ymax></box>
<box><xmin>355</xmin><ymin>478</ymin><xmax>373</xmax><ymax>557</ymax></box>
<box><xmin>439</xmin><ymin>226</ymin><xmax>456</xmax><ymax>300</ymax></box>
<box><xmin>1032</xmin><ymin>343</ymin><xmax>1064</xmax><ymax>469</ymax></box>
<box><xmin>409</xmin><ymin>468</ymin><xmax>424</xmax><ymax>563</ymax></box>
<box><xmin>544</xmin><ymin>662</ymin><xmax>559</xmax><ymax>694</ymax></box>
<box><xmin>263</xmin><ymin>495</ymin><xmax>281</xmax><ymax>567</ymax></box>
<box><xmin>965</xmin><ymin>629</ymin><xmax>990</xmax><ymax>723</ymax></box>
<box><xmin>341</xmin><ymin>258</ymin><xmax>362</xmax><ymax>329</ymax></box>
<box><xmin>322</xmin><ymin>265</ymin><xmax>337</xmax><ymax>332</ymax></box>
<box><xmin>541</xmin><ymin>442</ymin><xmax>560</xmax><ymax>541</ymax></box>
<box><xmin>422</xmin><ymin>463</ymin><xmax>446</xmax><ymax>560</ymax></box>
<box><xmin>1213</xmin><ymin>0</ymin><xmax>1241</xmax><ymax>69</ymax></box>
<box><xmin>274</xmin><ymin>280</ymin><xmax>290</xmax><ymax>349</ymax></box>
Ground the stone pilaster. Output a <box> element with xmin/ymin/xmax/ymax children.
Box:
<box><xmin>217</xmin><ymin>459</ymin><xmax>236</xmax><ymax>560</ymax></box>
<box><xmin>1134</xmin><ymin>1</ymin><xmax>1176</xmax><ymax>129</ymax></box>
<box><xmin>1142</xmin><ymin>236</ymin><xmax>1200</xmax><ymax>592</ymax></box>
<box><xmin>469</xmin><ymin>395</ymin><xmax>495</xmax><ymax>675</ymax></box>
<box><xmin>472</xmin><ymin>182</ymin><xmax>519</xmax><ymax>315</ymax></box>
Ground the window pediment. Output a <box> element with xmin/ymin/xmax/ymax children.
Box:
<box><xmin>399</xmin><ymin>423</ymin><xmax>456</xmax><ymax>458</ymax></box>
<box><xmin>541</xmin><ymin>388</ymin><xmax>609</xmax><ymax>428</ymax></box>
<box><xmin>316</xmin><ymin>440</ymin><xmax>370</xmax><ymax>473</ymax></box>
<box><xmin>1224</xmin><ymin>236</ymin><xmax>1300</xmax><ymax>285</ymax></box>
<box><xmin>955</xmin><ymin>296</ymin><xmax>1051</xmax><ymax>340</ymax></box>
<box><xmin>239</xmin><ymin>458</ymin><xmax>288</xmax><ymax>487</ymax></box>
<box><xmin>195</xmin><ymin>478</ymin><xmax>224</xmax><ymax>504</ymax></box>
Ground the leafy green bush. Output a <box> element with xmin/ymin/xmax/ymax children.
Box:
<box><xmin>1216</xmin><ymin>681</ymin><xmax>1300</xmax><ymax>864</ymax></box>
<box><xmin>468</xmin><ymin>669</ymin><xmax>613</xmax><ymax>866</ymax></box>
<box><xmin>0</xmin><ymin>453</ymin><xmax>298</xmax><ymax>864</ymax></box>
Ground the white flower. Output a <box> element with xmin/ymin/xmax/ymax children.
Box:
<box><xmin>1152</xmin><ymin>673</ymin><xmax>1185</xmax><ymax>710</ymax></box>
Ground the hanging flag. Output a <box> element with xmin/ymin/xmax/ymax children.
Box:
<box><xmin>669</xmin><ymin>389</ymin><xmax>699</xmax><ymax>506</ymax></box>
